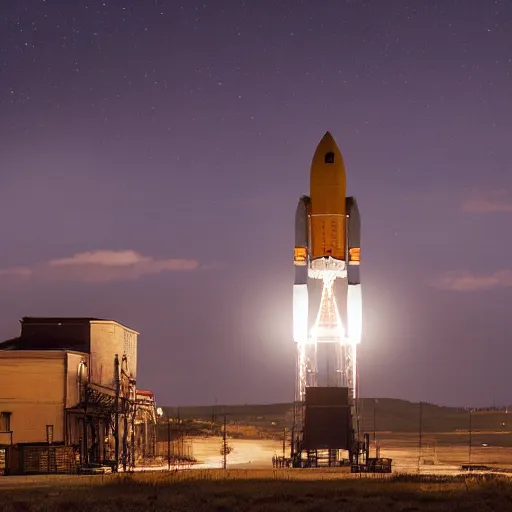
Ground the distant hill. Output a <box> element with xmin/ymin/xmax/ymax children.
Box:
<box><xmin>162</xmin><ymin>398</ymin><xmax>512</xmax><ymax>437</ymax></box>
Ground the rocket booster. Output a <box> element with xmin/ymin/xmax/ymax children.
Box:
<box><xmin>293</xmin><ymin>196</ymin><xmax>310</xmax><ymax>344</ymax></box>
<box><xmin>345</xmin><ymin>197</ymin><xmax>361</xmax><ymax>343</ymax></box>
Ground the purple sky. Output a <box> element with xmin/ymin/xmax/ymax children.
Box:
<box><xmin>1</xmin><ymin>0</ymin><xmax>511</xmax><ymax>407</ymax></box>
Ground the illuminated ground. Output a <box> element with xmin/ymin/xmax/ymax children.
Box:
<box><xmin>142</xmin><ymin>436</ymin><xmax>512</xmax><ymax>474</ymax></box>
<box><xmin>190</xmin><ymin>436</ymin><xmax>512</xmax><ymax>470</ymax></box>
<box><xmin>192</xmin><ymin>438</ymin><xmax>282</xmax><ymax>469</ymax></box>
<box><xmin>2</xmin><ymin>435</ymin><xmax>510</xmax><ymax>484</ymax></box>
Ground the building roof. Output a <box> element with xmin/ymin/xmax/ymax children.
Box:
<box><xmin>0</xmin><ymin>316</ymin><xmax>139</xmax><ymax>352</ymax></box>
<box><xmin>20</xmin><ymin>317</ymin><xmax>139</xmax><ymax>334</ymax></box>
<box><xmin>21</xmin><ymin>317</ymin><xmax>106</xmax><ymax>324</ymax></box>
<box><xmin>21</xmin><ymin>316</ymin><xmax>136</xmax><ymax>331</ymax></box>
<box><xmin>0</xmin><ymin>349</ymin><xmax>87</xmax><ymax>359</ymax></box>
<box><xmin>0</xmin><ymin>336</ymin><xmax>89</xmax><ymax>352</ymax></box>
<box><xmin>137</xmin><ymin>390</ymin><xmax>154</xmax><ymax>397</ymax></box>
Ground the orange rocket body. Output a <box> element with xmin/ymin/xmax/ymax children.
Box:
<box><xmin>309</xmin><ymin>132</ymin><xmax>347</xmax><ymax>263</ymax></box>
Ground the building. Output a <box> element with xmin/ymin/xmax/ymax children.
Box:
<box><xmin>134</xmin><ymin>390</ymin><xmax>157</xmax><ymax>462</ymax></box>
<box><xmin>0</xmin><ymin>317</ymin><xmax>147</xmax><ymax>474</ymax></box>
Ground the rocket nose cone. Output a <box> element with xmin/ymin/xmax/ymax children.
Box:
<box><xmin>322</xmin><ymin>131</ymin><xmax>334</xmax><ymax>142</ymax></box>
<box><xmin>318</xmin><ymin>131</ymin><xmax>340</xmax><ymax>149</ymax></box>
<box><xmin>313</xmin><ymin>131</ymin><xmax>342</xmax><ymax>160</ymax></box>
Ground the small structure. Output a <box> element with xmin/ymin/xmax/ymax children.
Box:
<box><xmin>134</xmin><ymin>390</ymin><xmax>157</xmax><ymax>462</ymax></box>
<box><xmin>0</xmin><ymin>317</ymin><xmax>153</xmax><ymax>474</ymax></box>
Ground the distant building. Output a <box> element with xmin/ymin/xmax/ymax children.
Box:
<box><xmin>0</xmin><ymin>317</ymin><xmax>154</xmax><ymax>474</ymax></box>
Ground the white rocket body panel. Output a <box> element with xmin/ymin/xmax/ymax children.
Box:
<box><xmin>293</xmin><ymin>284</ymin><xmax>309</xmax><ymax>344</ymax></box>
<box><xmin>347</xmin><ymin>284</ymin><xmax>362</xmax><ymax>344</ymax></box>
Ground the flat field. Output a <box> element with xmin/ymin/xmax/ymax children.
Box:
<box><xmin>189</xmin><ymin>436</ymin><xmax>512</xmax><ymax>472</ymax></box>
<box><xmin>2</xmin><ymin>471</ymin><xmax>512</xmax><ymax>511</ymax></box>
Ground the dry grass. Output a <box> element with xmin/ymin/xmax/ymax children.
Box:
<box><xmin>2</xmin><ymin>470</ymin><xmax>512</xmax><ymax>511</ymax></box>
<box><xmin>226</xmin><ymin>424</ymin><xmax>269</xmax><ymax>439</ymax></box>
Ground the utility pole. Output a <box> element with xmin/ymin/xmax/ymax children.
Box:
<box><xmin>418</xmin><ymin>401</ymin><xmax>423</xmax><ymax>472</ymax></box>
<box><xmin>373</xmin><ymin>399</ymin><xmax>377</xmax><ymax>441</ymax></box>
<box><xmin>177</xmin><ymin>407</ymin><xmax>182</xmax><ymax>462</ymax></box>
<box><xmin>469</xmin><ymin>409</ymin><xmax>472</xmax><ymax>464</ymax></box>
<box><xmin>167</xmin><ymin>417</ymin><xmax>171</xmax><ymax>470</ymax></box>
<box><xmin>114</xmin><ymin>354</ymin><xmax>120</xmax><ymax>472</ymax></box>
<box><xmin>282</xmin><ymin>427</ymin><xmax>287</xmax><ymax>459</ymax></box>
<box><xmin>130</xmin><ymin>402</ymin><xmax>136</xmax><ymax>470</ymax></box>
<box><xmin>373</xmin><ymin>398</ymin><xmax>377</xmax><ymax>456</ymax></box>
<box><xmin>122</xmin><ymin>412</ymin><xmax>128</xmax><ymax>472</ymax></box>
<box><xmin>83</xmin><ymin>383</ymin><xmax>89</xmax><ymax>466</ymax></box>
<box><xmin>222</xmin><ymin>410</ymin><xmax>227</xmax><ymax>470</ymax></box>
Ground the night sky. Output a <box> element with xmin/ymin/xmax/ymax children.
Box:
<box><xmin>1</xmin><ymin>0</ymin><xmax>511</xmax><ymax>407</ymax></box>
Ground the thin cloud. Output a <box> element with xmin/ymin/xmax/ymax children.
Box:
<box><xmin>403</xmin><ymin>187</ymin><xmax>512</xmax><ymax>214</ymax></box>
<box><xmin>49</xmin><ymin>250</ymin><xmax>151</xmax><ymax>267</ymax></box>
<box><xmin>0</xmin><ymin>250</ymin><xmax>199</xmax><ymax>283</ymax></box>
<box><xmin>0</xmin><ymin>266</ymin><xmax>33</xmax><ymax>278</ymax></box>
<box><xmin>432</xmin><ymin>270</ymin><xmax>512</xmax><ymax>292</ymax></box>
<box><xmin>461</xmin><ymin>188</ymin><xmax>512</xmax><ymax>213</ymax></box>
<box><xmin>401</xmin><ymin>190</ymin><xmax>447</xmax><ymax>205</ymax></box>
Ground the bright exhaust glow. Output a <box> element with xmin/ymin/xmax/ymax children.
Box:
<box><xmin>293</xmin><ymin>284</ymin><xmax>308</xmax><ymax>343</ymax></box>
<box><xmin>296</xmin><ymin>271</ymin><xmax>359</xmax><ymax>398</ymax></box>
<box><xmin>309</xmin><ymin>272</ymin><xmax>345</xmax><ymax>343</ymax></box>
<box><xmin>309</xmin><ymin>256</ymin><xmax>347</xmax><ymax>280</ymax></box>
<box><xmin>347</xmin><ymin>284</ymin><xmax>362</xmax><ymax>344</ymax></box>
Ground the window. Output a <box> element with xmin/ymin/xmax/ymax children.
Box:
<box><xmin>0</xmin><ymin>412</ymin><xmax>11</xmax><ymax>432</ymax></box>
<box><xmin>123</xmin><ymin>329</ymin><xmax>136</xmax><ymax>375</ymax></box>
<box><xmin>325</xmin><ymin>152</ymin><xmax>334</xmax><ymax>164</ymax></box>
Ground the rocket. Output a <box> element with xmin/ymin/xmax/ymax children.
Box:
<box><xmin>293</xmin><ymin>132</ymin><xmax>361</xmax><ymax>398</ymax></box>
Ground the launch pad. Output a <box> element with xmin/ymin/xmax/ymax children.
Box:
<box><xmin>291</xmin><ymin>386</ymin><xmax>361</xmax><ymax>468</ymax></box>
